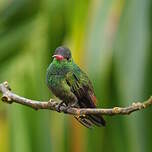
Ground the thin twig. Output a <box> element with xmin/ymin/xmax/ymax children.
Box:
<box><xmin>0</xmin><ymin>81</ymin><xmax>152</xmax><ymax>116</ymax></box>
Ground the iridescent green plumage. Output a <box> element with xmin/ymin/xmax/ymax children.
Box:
<box><xmin>46</xmin><ymin>46</ymin><xmax>105</xmax><ymax>128</ymax></box>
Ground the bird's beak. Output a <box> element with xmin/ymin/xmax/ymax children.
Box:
<box><xmin>52</xmin><ymin>54</ymin><xmax>64</xmax><ymax>60</ymax></box>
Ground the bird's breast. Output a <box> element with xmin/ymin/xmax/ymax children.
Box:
<box><xmin>46</xmin><ymin>74</ymin><xmax>69</xmax><ymax>100</ymax></box>
<box><xmin>46</xmin><ymin>62</ymin><xmax>76</xmax><ymax>101</ymax></box>
<box><xmin>47</xmin><ymin>74</ymin><xmax>64</xmax><ymax>91</ymax></box>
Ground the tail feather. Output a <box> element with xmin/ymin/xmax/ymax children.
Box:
<box><xmin>74</xmin><ymin>98</ymin><xmax>106</xmax><ymax>128</ymax></box>
<box><xmin>87</xmin><ymin>114</ymin><xmax>106</xmax><ymax>127</ymax></box>
<box><xmin>74</xmin><ymin>116</ymin><xmax>93</xmax><ymax>128</ymax></box>
<box><xmin>74</xmin><ymin>114</ymin><xmax>106</xmax><ymax>128</ymax></box>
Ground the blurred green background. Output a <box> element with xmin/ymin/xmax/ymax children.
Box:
<box><xmin>0</xmin><ymin>0</ymin><xmax>152</xmax><ymax>152</ymax></box>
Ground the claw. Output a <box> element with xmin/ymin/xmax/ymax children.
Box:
<box><xmin>56</xmin><ymin>101</ymin><xmax>65</xmax><ymax>112</ymax></box>
<box><xmin>56</xmin><ymin>101</ymin><xmax>79</xmax><ymax>113</ymax></box>
<box><xmin>56</xmin><ymin>105</ymin><xmax>61</xmax><ymax>112</ymax></box>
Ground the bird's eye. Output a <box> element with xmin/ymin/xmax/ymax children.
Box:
<box><xmin>66</xmin><ymin>57</ymin><xmax>70</xmax><ymax>61</ymax></box>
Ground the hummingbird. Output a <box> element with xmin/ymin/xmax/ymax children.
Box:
<box><xmin>46</xmin><ymin>46</ymin><xmax>106</xmax><ymax>128</ymax></box>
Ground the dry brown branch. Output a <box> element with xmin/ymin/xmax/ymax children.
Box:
<box><xmin>0</xmin><ymin>81</ymin><xmax>152</xmax><ymax>116</ymax></box>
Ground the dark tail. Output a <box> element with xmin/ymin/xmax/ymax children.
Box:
<box><xmin>87</xmin><ymin>114</ymin><xmax>106</xmax><ymax>127</ymax></box>
<box><xmin>75</xmin><ymin>97</ymin><xmax>106</xmax><ymax>128</ymax></box>
<box><xmin>74</xmin><ymin>114</ymin><xmax>106</xmax><ymax>128</ymax></box>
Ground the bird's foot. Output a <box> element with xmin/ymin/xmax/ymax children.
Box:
<box><xmin>62</xmin><ymin>105</ymin><xmax>73</xmax><ymax>113</ymax></box>
<box><xmin>63</xmin><ymin>102</ymin><xmax>79</xmax><ymax>113</ymax></box>
<box><xmin>56</xmin><ymin>101</ymin><xmax>66</xmax><ymax>112</ymax></box>
<box><xmin>56</xmin><ymin>101</ymin><xmax>79</xmax><ymax>113</ymax></box>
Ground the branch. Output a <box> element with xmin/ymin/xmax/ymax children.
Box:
<box><xmin>0</xmin><ymin>81</ymin><xmax>152</xmax><ymax>116</ymax></box>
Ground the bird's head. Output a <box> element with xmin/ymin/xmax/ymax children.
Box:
<box><xmin>52</xmin><ymin>46</ymin><xmax>72</xmax><ymax>62</ymax></box>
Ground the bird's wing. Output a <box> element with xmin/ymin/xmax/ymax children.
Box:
<box><xmin>65</xmin><ymin>65</ymin><xmax>106</xmax><ymax>127</ymax></box>
<box><xmin>65</xmin><ymin>69</ymin><xmax>97</xmax><ymax>108</ymax></box>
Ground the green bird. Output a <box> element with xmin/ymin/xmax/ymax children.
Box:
<box><xmin>46</xmin><ymin>46</ymin><xmax>106</xmax><ymax>128</ymax></box>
